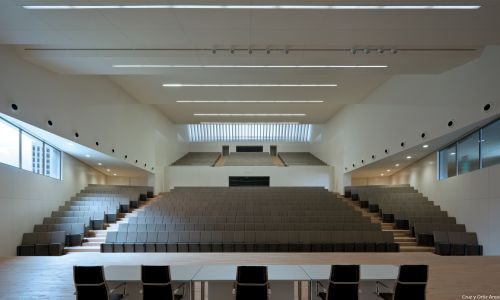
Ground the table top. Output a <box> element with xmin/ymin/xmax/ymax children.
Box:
<box><xmin>105</xmin><ymin>265</ymin><xmax>202</xmax><ymax>281</ymax></box>
<box><xmin>105</xmin><ymin>264</ymin><xmax>399</xmax><ymax>282</ymax></box>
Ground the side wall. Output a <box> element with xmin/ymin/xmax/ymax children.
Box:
<box><xmin>311</xmin><ymin>46</ymin><xmax>500</xmax><ymax>193</ymax></box>
<box><xmin>391</xmin><ymin>154</ymin><xmax>500</xmax><ymax>255</ymax></box>
<box><xmin>0</xmin><ymin>153</ymin><xmax>106</xmax><ymax>256</ymax></box>
<box><xmin>0</xmin><ymin>46</ymin><xmax>187</xmax><ymax>193</ymax></box>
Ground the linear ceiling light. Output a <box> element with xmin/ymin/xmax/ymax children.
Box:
<box><xmin>113</xmin><ymin>64</ymin><xmax>388</xmax><ymax>68</ymax></box>
<box><xmin>177</xmin><ymin>100</ymin><xmax>323</xmax><ymax>103</ymax></box>
<box><xmin>194</xmin><ymin>113</ymin><xmax>306</xmax><ymax>116</ymax></box>
<box><xmin>23</xmin><ymin>5</ymin><xmax>481</xmax><ymax>10</ymax></box>
<box><xmin>164</xmin><ymin>84</ymin><xmax>337</xmax><ymax>87</ymax></box>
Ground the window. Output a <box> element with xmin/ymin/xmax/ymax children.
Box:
<box><xmin>457</xmin><ymin>132</ymin><xmax>480</xmax><ymax>175</ymax></box>
<box><xmin>187</xmin><ymin>123</ymin><xmax>312</xmax><ymax>142</ymax></box>
<box><xmin>0</xmin><ymin>118</ymin><xmax>20</xmax><ymax>168</ymax></box>
<box><xmin>0</xmin><ymin>116</ymin><xmax>62</xmax><ymax>180</ymax></box>
<box><xmin>438</xmin><ymin>118</ymin><xmax>500</xmax><ymax>180</ymax></box>
<box><xmin>44</xmin><ymin>144</ymin><xmax>61</xmax><ymax>179</ymax></box>
<box><xmin>21</xmin><ymin>132</ymin><xmax>44</xmax><ymax>174</ymax></box>
<box><xmin>439</xmin><ymin>144</ymin><xmax>457</xmax><ymax>180</ymax></box>
<box><xmin>481</xmin><ymin>119</ymin><xmax>500</xmax><ymax>168</ymax></box>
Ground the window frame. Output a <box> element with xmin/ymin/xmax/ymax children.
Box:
<box><xmin>0</xmin><ymin>116</ymin><xmax>63</xmax><ymax>180</ymax></box>
<box><xmin>438</xmin><ymin>117</ymin><xmax>500</xmax><ymax>180</ymax></box>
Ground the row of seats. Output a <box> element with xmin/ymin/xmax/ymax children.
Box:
<box><xmin>278</xmin><ymin>152</ymin><xmax>327</xmax><ymax>166</ymax></box>
<box><xmin>34</xmin><ymin>223</ymin><xmax>85</xmax><ymax>246</ymax></box>
<box><xmin>43</xmin><ymin>216</ymin><xmax>91</xmax><ymax>227</ymax></box>
<box><xmin>171</xmin><ymin>152</ymin><xmax>221</xmax><ymax>166</ymax></box>
<box><xmin>128</xmin><ymin>215</ymin><xmax>366</xmax><ymax>224</ymax></box>
<box><xmin>414</xmin><ymin>223</ymin><xmax>466</xmax><ymax>246</ymax></box>
<box><xmin>133</xmin><ymin>210</ymin><xmax>357</xmax><ymax>217</ymax></box>
<box><xmin>17</xmin><ymin>231</ymin><xmax>66</xmax><ymax>256</ymax></box>
<box><xmin>433</xmin><ymin>231</ymin><xmax>482</xmax><ymax>256</ymax></box>
<box><xmin>101</xmin><ymin>230</ymin><xmax>399</xmax><ymax>253</ymax></box>
<box><xmin>118</xmin><ymin>222</ymin><xmax>381</xmax><ymax>232</ymax></box>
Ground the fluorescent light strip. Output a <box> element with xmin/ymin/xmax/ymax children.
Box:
<box><xmin>113</xmin><ymin>65</ymin><xmax>388</xmax><ymax>68</ymax></box>
<box><xmin>194</xmin><ymin>113</ymin><xmax>306</xmax><ymax>116</ymax></box>
<box><xmin>177</xmin><ymin>100</ymin><xmax>323</xmax><ymax>103</ymax></box>
<box><xmin>164</xmin><ymin>84</ymin><xmax>337</xmax><ymax>87</ymax></box>
<box><xmin>23</xmin><ymin>5</ymin><xmax>481</xmax><ymax>10</ymax></box>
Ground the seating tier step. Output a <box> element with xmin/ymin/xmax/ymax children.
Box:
<box><xmin>399</xmin><ymin>246</ymin><xmax>434</xmax><ymax>252</ymax></box>
<box><xmin>64</xmin><ymin>246</ymin><xmax>100</xmax><ymax>253</ymax></box>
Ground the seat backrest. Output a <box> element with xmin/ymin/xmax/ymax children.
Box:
<box><xmin>393</xmin><ymin>265</ymin><xmax>428</xmax><ymax>300</ymax></box>
<box><xmin>433</xmin><ymin>231</ymin><xmax>449</xmax><ymax>244</ymax></box>
<box><xmin>327</xmin><ymin>265</ymin><xmax>360</xmax><ymax>300</ymax></box>
<box><xmin>141</xmin><ymin>265</ymin><xmax>173</xmax><ymax>300</ymax></box>
<box><xmin>22</xmin><ymin>233</ymin><xmax>37</xmax><ymax>245</ymax></box>
<box><xmin>235</xmin><ymin>266</ymin><xmax>268</xmax><ymax>300</ymax></box>
<box><xmin>73</xmin><ymin>266</ymin><xmax>109</xmax><ymax>300</ymax></box>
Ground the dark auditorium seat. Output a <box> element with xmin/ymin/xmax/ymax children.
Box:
<box><xmin>141</xmin><ymin>265</ymin><xmax>184</xmax><ymax>300</ymax></box>
<box><xmin>73</xmin><ymin>266</ymin><xmax>124</xmax><ymax>300</ymax></box>
<box><xmin>317</xmin><ymin>265</ymin><xmax>360</xmax><ymax>300</ymax></box>
<box><xmin>234</xmin><ymin>266</ymin><xmax>269</xmax><ymax>300</ymax></box>
<box><xmin>376</xmin><ymin>265</ymin><xmax>428</xmax><ymax>300</ymax></box>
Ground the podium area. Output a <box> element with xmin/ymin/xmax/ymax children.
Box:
<box><xmin>0</xmin><ymin>252</ymin><xmax>499</xmax><ymax>299</ymax></box>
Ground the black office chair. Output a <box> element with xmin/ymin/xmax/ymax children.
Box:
<box><xmin>73</xmin><ymin>266</ymin><xmax>124</xmax><ymax>300</ymax></box>
<box><xmin>317</xmin><ymin>265</ymin><xmax>360</xmax><ymax>300</ymax></box>
<box><xmin>376</xmin><ymin>265</ymin><xmax>428</xmax><ymax>300</ymax></box>
<box><xmin>234</xmin><ymin>266</ymin><xmax>270</xmax><ymax>300</ymax></box>
<box><xmin>141</xmin><ymin>265</ymin><xmax>184</xmax><ymax>300</ymax></box>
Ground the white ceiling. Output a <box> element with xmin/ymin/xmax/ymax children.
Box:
<box><xmin>1</xmin><ymin>1</ymin><xmax>500</xmax><ymax>123</ymax></box>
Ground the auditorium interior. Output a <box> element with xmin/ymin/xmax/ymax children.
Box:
<box><xmin>0</xmin><ymin>1</ymin><xmax>500</xmax><ymax>299</ymax></box>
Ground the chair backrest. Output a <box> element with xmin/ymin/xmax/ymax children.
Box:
<box><xmin>73</xmin><ymin>266</ymin><xmax>109</xmax><ymax>300</ymax></box>
<box><xmin>326</xmin><ymin>265</ymin><xmax>360</xmax><ymax>300</ymax></box>
<box><xmin>235</xmin><ymin>266</ymin><xmax>269</xmax><ymax>300</ymax></box>
<box><xmin>393</xmin><ymin>265</ymin><xmax>428</xmax><ymax>300</ymax></box>
<box><xmin>141</xmin><ymin>265</ymin><xmax>173</xmax><ymax>300</ymax></box>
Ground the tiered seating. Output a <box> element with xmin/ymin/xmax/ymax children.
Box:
<box><xmin>434</xmin><ymin>231</ymin><xmax>483</xmax><ymax>256</ymax></box>
<box><xmin>101</xmin><ymin>187</ymin><xmax>397</xmax><ymax>253</ymax></box>
<box><xmin>17</xmin><ymin>184</ymin><xmax>153</xmax><ymax>256</ymax></box>
<box><xmin>278</xmin><ymin>152</ymin><xmax>327</xmax><ymax>166</ymax></box>
<box><xmin>171</xmin><ymin>152</ymin><xmax>221</xmax><ymax>166</ymax></box>
<box><xmin>224</xmin><ymin>153</ymin><xmax>275</xmax><ymax>166</ymax></box>
<box><xmin>17</xmin><ymin>231</ymin><xmax>66</xmax><ymax>256</ymax></box>
<box><xmin>345</xmin><ymin>185</ymin><xmax>483</xmax><ymax>256</ymax></box>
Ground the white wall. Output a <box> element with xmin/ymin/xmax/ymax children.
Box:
<box><xmin>106</xmin><ymin>175</ymin><xmax>149</xmax><ymax>186</ymax></box>
<box><xmin>169</xmin><ymin>166</ymin><xmax>331</xmax><ymax>189</ymax></box>
<box><xmin>351</xmin><ymin>177</ymin><xmax>391</xmax><ymax>186</ymax></box>
<box><xmin>0</xmin><ymin>153</ymin><xmax>106</xmax><ymax>256</ymax></box>
<box><xmin>0</xmin><ymin>46</ymin><xmax>187</xmax><ymax>193</ymax></box>
<box><xmin>311</xmin><ymin>46</ymin><xmax>500</xmax><ymax>192</ymax></box>
<box><xmin>390</xmin><ymin>153</ymin><xmax>500</xmax><ymax>255</ymax></box>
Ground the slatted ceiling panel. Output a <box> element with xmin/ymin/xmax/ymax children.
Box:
<box><xmin>187</xmin><ymin>123</ymin><xmax>312</xmax><ymax>142</ymax></box>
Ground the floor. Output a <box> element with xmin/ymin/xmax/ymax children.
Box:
<box><xmin>0</xmin><ymin>252</ymin><xmax>499</xmax><ymax>299</ymax></box>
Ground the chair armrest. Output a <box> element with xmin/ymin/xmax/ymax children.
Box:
<box><xmin>109</xmin><ymin>281</ymin><xmax>127</xmax><ymax>296</ymax></box>
<box><xmin>375</xmin><ymin>280</ymin><xmax>391</xmax><ymax>295</ymax></box>
<box><xmin>316</xmin><ymin>281</ymin><xmax>327</xmax><ymax>295</ymax></box>
<box><xmin>174</xmin><ymin>282</ymin><xmax>186</xmax><ymax>296</ymax></box>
